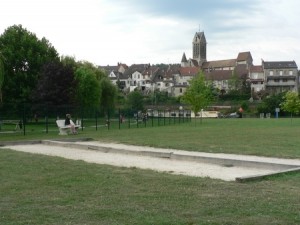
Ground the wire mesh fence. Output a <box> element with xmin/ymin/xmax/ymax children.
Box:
<box><xmin>0</xmin><ymin>103</ymin><xmax>192</xmax><ymax>136</ymax></box>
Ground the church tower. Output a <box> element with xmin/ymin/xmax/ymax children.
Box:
<box><xmin>193</xmin><ymin>32</ymin><xmax>207</xmax><ymax>65</ymax></box>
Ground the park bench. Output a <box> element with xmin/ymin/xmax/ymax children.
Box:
<box><xmin>56</xmin><ymin>120</ymin><xmax>80</xmax><ymax>135</ymax></box>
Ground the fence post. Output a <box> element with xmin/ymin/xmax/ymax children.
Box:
<box><xmin>22</xmin><ymin>103</ymin><xmax>26</xmax><ymax>136</ymax></box>
<box><xmin>45</xmin><ymin>116</ymin><xmax>48</xmax><ymax>133</ymax></box>
<box><xmin>118</xmin><ymin>108</ymin><xmax>121</xmax><ymax>130</ymax></box>
<box><xmin>151</xmin><ymin>110</ymin><xmax>153</xmax><ymax>127</ymax></box>
<box><xmin>95</xmin><ymin>109</ymin><xmax>98</xmax><ymax>131</ymax></box>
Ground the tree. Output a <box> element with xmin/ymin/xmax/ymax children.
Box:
<box><xmin>75</xmin><ymin>64</ymin><xmax>101</xmax><ymax>108</ymax></box>
<box><xmin>126</xmin><ymin>90</ymin><xmax>144</xmax><ymax>112</ymax></box>
<box><xmin>281</xmin><ymin>91</ymin><xmax>300</xmax><ymax>122</ymax></box>
<box><xmin>33</xmin><ymin>61</ymin><xmax>77</xmax><ymax>105</ymax></box>
<box><xmin>0</xmin><ymin>53</ymin><xmax>4</xmax><ymax>103</ymax></box>
<box><xmin>257</xmin><ymin>92</ymin><xmax>286</xmax><ymax>115</ymax></box>
<box><xmin>182</xmin><ymin>71</ymin><xmax>214</xmax><ymax>121</ymax></box>
<box><xmin>99</xmin><ymin>77</ymin><xmax>117</xmax><ymax>112</ymax></box>
<box><xmin>0</xmin><ymin>24</ymin><xmax>59</xmax><ymax>103</ymax></box>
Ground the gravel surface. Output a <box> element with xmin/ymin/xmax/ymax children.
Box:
<box><xmin>3</xmin><ymin>141</ymin><xmax>300</xmax><ymax>181</ymax></box>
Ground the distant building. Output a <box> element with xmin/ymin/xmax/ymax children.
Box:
<box><xmin>192</xmin><ymin>32</ymin><xmax>207</xmax><ymax>66</ymax></box>
<box><xmin>249</xmin><ymin>65</ymin><xmax>265</xmax><ymax>93</ymax></box>
<box><xmin>102</xmin><ymin>31</ymin><xmax>299</xmax><ymax>98</ymax></box>
<box><xmin>263</xmin><ymin>61</ymin><xmax>298</xmax><ymax>94</ymax></box>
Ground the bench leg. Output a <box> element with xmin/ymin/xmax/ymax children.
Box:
<box><xmin>59</xmin><ymin>128</ymin><xmax>69</xmax><ymax>135</ymax></box>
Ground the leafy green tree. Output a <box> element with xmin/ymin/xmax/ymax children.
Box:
<box><xmin>182</xmin><ymin>71</ymin><xmax>214</xmax><ymax>119</ymax></box>
<box><xmin>257</xmin><ymin>92</ymin><xmax>286</xmax><ymax>114</ymax></box>
<box><xmin>0</xmin><ymin>53</ymin><xmax>4</xmax><ymax>103</ymax></box>
<box><xmin>126</xmin><ymin>90</ymin><xmax>144</xmax><ymax>112</ymax></box>
<box><xmin>75</xmin><ymin>65</ymin><xmax>101</xmax><ymax>108</ymax></box>
<box><xmin>0</xmin><ymin>25</ymin><xmax>59</xmax><ymax>103</ymax></box>
<box><xmin>99</xmin><ymin>77</ymin><xmax>117</xmax><ymax>112</ymax></box>
<box><xmin>33</xmin><ymin>61</ymin><xmax>77</xmax><ymax>105</ymax></box>
<box><xmin>281</xmin><ymin>91</ymin><xmax>300</xmax><ymax>122</ymax></box>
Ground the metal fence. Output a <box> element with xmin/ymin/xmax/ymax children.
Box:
<box><xmin>0</xmin><ymin>103</ymin><xmax>192</xmax><ymax>135</ymax></box>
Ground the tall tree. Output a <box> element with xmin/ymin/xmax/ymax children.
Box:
<box><xmin>75</xmin><ymin>64</ymin><xmax>101</xmax><ymax>108</ymax></box>
<box><xmin>99</xmin><ymin>77</ymin><xmax>117</xmax><ymax>112</ymax></box>
<box><xmin>126</xmin><ymin>90</ymin><xmax>144</xmax><ymax>112</ymax></box>
<box><xmin>0</xmin><ymin>24</ymin><xmax>59</xmax><ymax>103</ymax></box>
<box><xmin>182</xmin><ymin>71</ymin><xmax>214</xmax><ymax>120</ymax></box>
<box><xmin>0</xmin><ymin>53</ymin><xmax>4</xmax><ymax>103</ymax></box>
<box><xmin>33</xmin><ymin>61</ymin><xmax>77</xmax><ymax>105</ymax></box>
<box><xmin>281</xmin><ymin>91</ymin><xmax>300</xmax><ymax>122</ymax></box>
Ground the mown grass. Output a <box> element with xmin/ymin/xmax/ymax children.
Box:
<box><xmin>1</xmin><ymin>118</ymin><xmax>300</xmax><ymax>224</ymax></box>
<box><xmin>1</xmin><ymin>118</ymin><xmax>300</xmax><ymax>158</ymax></box>
<box><xmin>1</xmin><ymin>149</ymin><xmax>300</xmax><ymax>225</ymax></box>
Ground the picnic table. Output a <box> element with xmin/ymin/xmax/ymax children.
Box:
<box><xmin>0</xmin><ymin>120</ymin><xmax>23</xmax><ymax>131</ymax></box>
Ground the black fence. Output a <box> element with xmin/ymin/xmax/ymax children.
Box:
<box><xmin>0</xmin><ymin>103</ymin><xmax>192</xmax><ymax>136</ymax></box>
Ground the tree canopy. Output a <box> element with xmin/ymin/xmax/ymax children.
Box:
<box><xmin>182</xmin><ymin>71</ymin><xmax>214</xmax><ymax>116</ymax></box>
<box><xmin>0</xmin><ymin>24</ymin><xmax>59</xmax><ymax>103</ymax></box>
<box><xmin>99</xmin><ymin>77</ymin><xmax>117</xmax><ymax>112</ymax></box>
<box><xmin>75</xmin><ymin>64</ymin><xmax>101</xmax><ymax>108</ymax></box>
<box><xmin>126</xmin><ymin>90</ymin><xmax>144</xmax><ymax>112</ymax></box>
<box><xmin>0</xmin><ymin>53</ymin><xmax>4</xmax><ymax>103</ymax></box>
<box><xmin>33</xmin><ymin>61</ymin><xmax>77</xmax><ymax>105</ymax></box>
<box><xmin>281</xmin><ymin>91</ymin><xmax>300</xmax><ymax>119</ymax></box>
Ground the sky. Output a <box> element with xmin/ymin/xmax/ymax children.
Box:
<box><xmin>1</xmin><ymin>0</ymin><xmax>300</xmax><ymax>67</ymax></box>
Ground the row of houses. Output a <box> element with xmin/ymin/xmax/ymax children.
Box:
<box><xmin>99</xmin><ymin>32</ymin><xmax>299</xmax><ymax>98</ymax></box>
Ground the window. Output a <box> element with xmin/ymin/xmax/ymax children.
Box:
<box><xmin>289</xmin><ymin>70</ymin><xmax>293</xmax><ymax>75</ymax></box>
<box><xmin>138</xmin><ymin>74</ymin><xmax>140</xmax><ymax>79</ymax></box>
<box><xmin>180</xmin><ymin>88</ymin><xmax>182</xmax><ymax>93</ymax></box>
<box><xmin>282</xmin><ymin>79</ymin><xmax>288</xmax><ymax>82</ymax></box>
<box><xmin>274</xmin><ymin>79</ymin><xmax>279</xmax><ymax>82</ymax></box>
<box><xmin>270</xmin><ymin>71</ymin><xmax>273</xmax><ymax>76</ymax></box>
<box><xmin>279</xmin><ymin>70</ymin><xmax>283</xmax><ymax>76</ymax></box>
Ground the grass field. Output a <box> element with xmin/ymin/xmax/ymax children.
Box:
<box><xmin>1</xmin><ymin>118</ymin><xmax>300</xmax><ymax>224</ymax></box>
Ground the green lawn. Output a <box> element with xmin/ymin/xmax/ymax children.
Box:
<box><xmin>1</xmin><ymin>118</ymin><xmax>300</xmax><ymax>224</ymax></box>
<box><xmin>1</xmin><ymin>149</ymin><xmax>300</xmax><ymax>225</ymax></box>
<box><xmin>2</xmin><ymin>117</ymin><xmax>299</xmax><ymax>158</ymax></box>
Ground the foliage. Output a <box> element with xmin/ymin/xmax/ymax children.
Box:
<box><xmin>32</xmin><ymin>61</ymin><xmax>77</xmax><ymax>105</ymax></box>
<box><xmin>182</xmin><ymin>71</ymin><xmax>214</xmax><ymax>115</ymax></box>
<box><xmin>240</xmin><ymin>101</ymin><xmax>249</xmax><ymax>111</ymax></box>
<box><xmin>60</xmin><ymin>55</ymin><xmax>79</xmax><ymax>71</ymax></box>
<box><xmin>99</xmin><ymin>77</ymin><xmax>117</xmax><ymax>112</ymax></box>
<box><xmin>0</xmin><ymin>24</ymin><xmax>59</xmax><ymax>103</ymax></box>
<box><xmin>0</xmin><ymin>54</ymin><xmax>4</xmax><ymax>103</ymax></box>
<box><xmin>257</xmin><ymin>92</ymin><xmax>286</xmax><ymax>114</ymax></box>
<box><xmin>281</xmin><ymin>91</ymin><xmax>300</xmax><ymax>118</ymax></box>
<box><xmin>126</xmin><ymin>90</ymin><xmax>144</xmax><ymax>112</ymax></box>
<box><xmin>75</xmin><ymin>64</ymin><xmax>101</xmax><ymax>108</ymax></box>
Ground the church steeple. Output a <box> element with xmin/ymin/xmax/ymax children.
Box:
<box><xmin>193</xmin><ymin>31</ymin><xmax>207</xmax><ymax>66</ymax></box>
<box><xmin>181</xmin><ymin>52</ymin><xmax>188</xmax><ymax>67</ymax></box>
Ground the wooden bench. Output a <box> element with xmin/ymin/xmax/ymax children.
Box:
<box><xmin>56</xmin><ymin>120</ymin><xmax>80</xmax><ymax>135</ymax></box>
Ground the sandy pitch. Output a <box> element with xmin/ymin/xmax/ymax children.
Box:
<box><xmin>3</xmin><ymin>141</ymin><xmax>300</xmax><ymax>181</ymax></box>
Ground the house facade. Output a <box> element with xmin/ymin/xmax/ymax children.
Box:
<box><xmin>101</xmin><ymin>31</ymin><xmax>299</xmax><ymax>97</ymax></box>
<box><xmin>249</xmin><ymin>65</ymin><xmax>265</xmax><ymax>93</ymax></box>
<box><xmin>263</xmin><ymin>61</ymin><xmax>298</xmax><ymax>94</ymax></box>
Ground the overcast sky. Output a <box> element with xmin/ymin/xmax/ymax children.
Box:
<box><xmin>1</xmin><ymin>0</ymin><xmax>300</xmax><ymax>67</ymax></box>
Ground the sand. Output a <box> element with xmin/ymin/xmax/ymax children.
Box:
<box><xmin>4</xmin><ymin>141</ymin><xmax>300</xmax><ymax>181</ymax></box>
